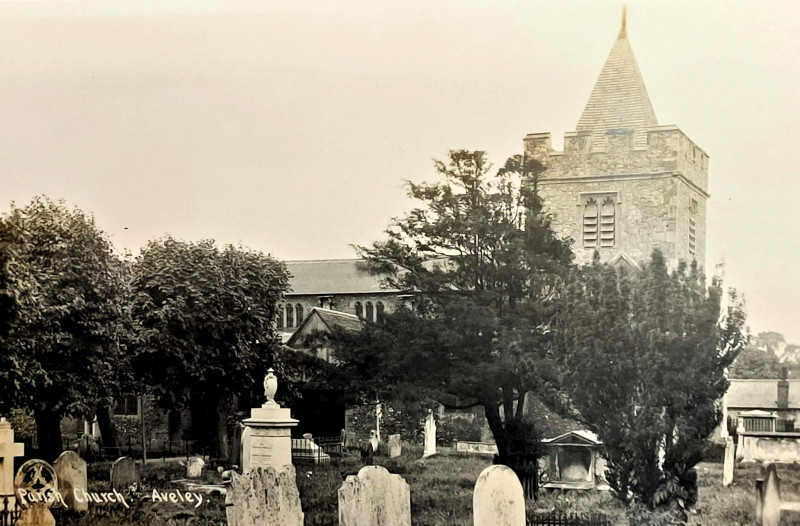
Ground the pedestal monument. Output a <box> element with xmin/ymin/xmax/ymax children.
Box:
<box><xmin>241</xmin><ymin>368</ymin><xmax>299</xmax><ymax>473</ymax></box>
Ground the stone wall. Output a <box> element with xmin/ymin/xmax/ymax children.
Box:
<box><xmin>737</xmin><ymin>432</ymin><xmax>800</xmax><ymax>462</ymax></box>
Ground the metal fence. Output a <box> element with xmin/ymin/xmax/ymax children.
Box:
<box><xmin>292</xmin><ymin>436</ymin><xmax>344</xmax><ymax>464</ymax></box>
<box><xmin>528</xmin><ymin>511</ymin><xmax>611</xmax><ymax>526</ymax></box>
<box><xmin>0</xmin><ymin>496</ymin><xmax>20</xmax><ymax>526</ymax></box>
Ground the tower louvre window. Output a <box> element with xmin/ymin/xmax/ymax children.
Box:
<box><xmin>689</xmin><ymin>199</ymin><xmax>698</xmax><ymax>256</ymax></box>
<box><xmin>582</xmin><ymin>194</ymin><xmax>616</xmax><ymax>248</ymax></box>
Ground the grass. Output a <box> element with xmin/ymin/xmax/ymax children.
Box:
<box><xmin>48</xmin><ymin>446</ymin><xmax>800</xmax><ymax>525</ymax></box>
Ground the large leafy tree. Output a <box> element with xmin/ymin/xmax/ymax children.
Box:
<box><xmin>557</xmin><ymin>251</ymin><xmax>746</xmax><ymax>518</ymax></box>
<box><xmin>0</xmin><ymin>197</ymin><xmax>130</xmax><ymax>461</ymax></box>
<box><xmin>130</xmin><ymin>238</ymin><xmax>289</xmax><ymax>458</ymax></box>
<box><xmin>334</xmin><ymin>150</ymin><xmax>573</xmax><ymax>496</ymax></box>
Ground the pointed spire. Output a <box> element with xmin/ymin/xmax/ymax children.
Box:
<box><xmin>577</xmin><ymin>8</ymin><xmax>657</xmax><ymax>149</ymax></box>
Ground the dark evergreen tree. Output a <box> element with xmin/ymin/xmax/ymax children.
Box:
<box><xmin>332</xmin><ymin>150</ymin><xmax>573</xmax><ymax>497</ymax></box>
<box><xmin>557</xmin><ymin>250</ymin><xmax>746</xmax><ymax>518</ymax></box>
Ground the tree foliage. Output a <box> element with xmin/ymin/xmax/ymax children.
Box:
<box><xmin>130</xmin><ymin>238</ymin><xmax>289</xmax><ymax>457</ymax></box>
<box><xmin>557</xmin><ymin>251</ymin><xmax>746</xmax><ymax>516</ymax></box>
<box><xmin>333</xmin><ymin>150</ymin><xmax>573</xmax><ymax>496</ymax></box>
<box><xmin>0</xmin><ymin>197</ymin><xmax>129</xmax><ymax>461</ymax></box>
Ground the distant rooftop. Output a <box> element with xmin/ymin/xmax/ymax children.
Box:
<box><xmin>285</xmin><ymin>259</ymin><xmax>399</xmax><ymax>295</ymax></box>
<box><xmin>726</xmin><ymin>379</ymin><xmax>800</xmax><ymax>409</ymax></box>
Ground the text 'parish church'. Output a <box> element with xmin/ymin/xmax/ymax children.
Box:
<box><xmin>525</xmin><ymin>9</ymin><xmax>708</xmax><ymax>270</ymax></box>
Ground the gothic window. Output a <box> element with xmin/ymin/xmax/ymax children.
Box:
<box><xmin>582</xmin><ymin>194</ymin><xmax>616</xmax><ymax>248</ymax></box>
<box><xmin>277</xmin><ymin>305</ymin><xmax>284</xmax><ymax>329</ymax></box>
<box><xmin>114</xmin><ymin>395</ymin><xmax>139</xmax><ymax>417</ymax></box>
<box><xmin>286</xmin><ymin>303</ymin><xmax>294</xmax><ymax>327</ymax></box>
<box><xmin>365</xmin><ymin>302</ymin><xmax>374</xmax><ymax>322</ymax></box>
<box><xmin>295</xmin><ymin>304</ymin><xmax>304</xmax><ymax>324</ymax></box>
<box><xmin>355</xmin><ymin>302</ymin><xmax>363</xmax><ymax>318</ymax></box>
<box><xmin>376</xmin><ymin>301</ymin><xmax>385</xmax><ymax>322</ymax></box>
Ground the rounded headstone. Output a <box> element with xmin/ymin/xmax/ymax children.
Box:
<box><xmin>473</xmin><ymin>465</ymin><xmax>525</xmax><ymax>526</ymax></box>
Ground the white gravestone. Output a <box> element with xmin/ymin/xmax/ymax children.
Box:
<box><xmin>370</xmin><ymin>430</ymin><xmax>379</xmax><ymax>456</ymax></box>
<box><xmin>423</xmin><ymin>410</ymin><xmax>437</xmax><ymax>458</ymax></box>
<box><xmin>339</xmin><ymin>466</ymin><xmax>411</xmax><ymax>526</ymax></box>
<box><xmin>723</xmin><ymin>436</ymin><xmax>735</xmax><ymax>487</ymax></box>
<box><xmin>473</xmin><ymin>465</ymin><xmax>525</xmax><ymax>526</ymax></box>
<box><xmin>0</xmin><ymin>418</ymin><xmax>25</xmax><ymax>508</ymax></box>
<box><xmin>187</xmin><ymin>457</ymin><xmax>205</xmax><ymax>479</ymax></box>
<box><xmin>388</xmin><ymin>434</ymin><xmax>402</xmax><ymax>458</ymax></box>
<box><xmin>53</xmin><ymin>451</ymin><xmax>88</xmax><ymax>512</ymax></box>
<box><xmin>225</xmin><ymin>465</ymin><xmax>303</xmax><ymax>526</ymax></box>
<box><xmin>241</xmin><ymin>368</ymin><xmax>298</xmax><ymax>473</ymax></box>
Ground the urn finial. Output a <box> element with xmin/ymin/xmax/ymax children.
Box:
<box><xmin>263</xmin><ymin>368</ymin><xmax>278</xmax><ymax>406</ymax></box>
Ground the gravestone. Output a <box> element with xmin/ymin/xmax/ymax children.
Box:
<box><xmin>369</xmin><ymin>430</ymin><xmax>379</xmax><ymax>456</ymax></box>
<box><xmin>423</xmin><ymin>410</ymin><xmax>436</xmax><ymax>458</ymax></box>
<box><xmin>756</xmin><ymin>463</ymin><xmax>782</xmax><ymax>526</ymax></box>
<box><xmin>225</xmin><ymin>465</ymin><xmax>303</xmax><ymax>526</ymax></box>
<box><xmin>723</xmin><ymin>436</ymin><xmax>735</xmax><ymax>487</ymax></box>
<box><xmin>473</xmin><ymin>465</ymin><xmax>525</xmax><ymax>526</ymax></box>
<box><xmin>388</xmin><ymin>434</ymin><xmax>402</xmax><ymax>458</ymax></box>
<box><xmin>241</xmin><ymin>368</ymin><xmax>298</xmax><ymax>473</ymax></box>
<box><xmin>53</xmin><ymin>451</ymin><xmax>88</xmax><ymax>512</ymax></box>
<box><xmin>230</xmin><ymin>422</ymin><xmax>245</xmax><ymax>468</ymax></box>
<box><xmin>0</xmin><ymin>418</ymin><xmax>25</xmax><ymax>507</ymax></box>
<box><xmin>339</xmin><ymin>465</ymin><xmax>411</xmax><ymax>526</ymax></box>
<box><xmin>110</xmin><ymin>457</ymin><xmax>139</xmax><ymax>491</ymax></box>
<box><xmin>187</xmin><ymin>457</ymin><xmax>204</xmax><ymax>479</ymax></box>
<box><xmin>15</xmin><ymin>459</ymin><xmax>63</xmax><ymax>526</ymax></box>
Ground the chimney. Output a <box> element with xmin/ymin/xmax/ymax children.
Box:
<box><xmin>778</xmin><ymin>367</ymin><xmax>789</xmax><ymax>409</ymax></box>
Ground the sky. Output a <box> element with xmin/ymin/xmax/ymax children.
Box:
<box><xmin>1</xmin><ymin>0</ymin><xmax>798</xmax><ymax>342</ymax></box>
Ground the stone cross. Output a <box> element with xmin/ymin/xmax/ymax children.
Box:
<box><xmin>473</xmin><ymin>465</ymin><xmax>525</xmax><ymax>526</ymax></box>
<box><xmin>0</xmin><ymin>418</ymin><xmax>25</xmax><ymax>500</ymax></box>
<box><xmin>339</xmin><ymin>466</ymin><xmax>411</xmax><ymax>526</ymax></box>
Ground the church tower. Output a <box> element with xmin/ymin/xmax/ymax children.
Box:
<box><xmin>525</xmin><ymin>10</ymin><xmax>708</xmax><ymax>270</ymax></box>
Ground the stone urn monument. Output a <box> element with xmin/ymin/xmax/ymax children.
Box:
<box><xmin>241</xmin><ymin>368</ymin><xmax>299</xmax><ymax>473</ymax></box>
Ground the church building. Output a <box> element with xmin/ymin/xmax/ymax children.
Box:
<box><xmin>525</xmin><ymin>10</ymin><xmax>708</xmax><ymax>270</ymax></box>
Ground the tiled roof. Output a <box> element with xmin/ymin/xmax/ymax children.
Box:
<box><xmin>314</xmin><ymin>308</ymin><xmax>366</xmax><ymax>333</ymax></box>
<box><xmin>285</xmin><ymin>259</ymin><xmax>398</xmax><ymax>295</ymax></box>
<box><xmin>576</xmin><ymin>19</ymin><xmax>657</xmax><ymax>151</ymax></box>
<box><xmin>725</xmin><ymin>379</ymin><xmax>800</xmax><ymax>409</ymax></box>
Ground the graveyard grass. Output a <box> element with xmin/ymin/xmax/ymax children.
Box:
<box><xmin>52</xmin><ymin>445</ymin><xmax>800</xmax><ymax>525</ymax></box>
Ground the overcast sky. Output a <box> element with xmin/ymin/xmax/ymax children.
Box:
<box><xmin>2</xmin><ymin>0</ymin><xmax>798</xmax><ymax>343</ymax></box>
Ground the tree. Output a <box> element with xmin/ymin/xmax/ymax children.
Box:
<box><xmin>0</xmin><ymin>197</ymin><xmax>129</xmax><ymax>461</ymax></box>
<box><xmin>130</xmin><ymin>238</ymin><xmax>289</xmax><ymax>458</ymax></box>
<box><xmin>333</xmin><ymin>150</ymin><xmax>573</xmax><ymax>496</ymax></box>
<box><xmin>557</xmin><ymin>251</ymin><xmax>746</xmax><ymax>518</ymax></box>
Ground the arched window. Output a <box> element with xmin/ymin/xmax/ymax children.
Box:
<box><xmin>295</xmin><ymin>304</ymin><xmax>304</xmax><ymax>324</ymax></box>
<box><xmin>376</xmin><ymin>301</ymin><xmax>385</xmax><ymax>322</ymax></box>
<box><xmin>286</xmin><ymin>303</ymin><xmax>294</xmax><ymax>327</ymax></box>
<box><xmin>276</xmin><ymin>305</ymin><xmax>284</xmax><ymax>329</ymax></box>
<box><xmin>355</xmin><ymin>302</ymin><xmax>363</xmax><ymax>318</ymax></box>
<box><xmin>365</xmin><ymin>302</ymin><xmax>374</xmax><ymax>322</ymax></box>
<box><xmin>599</xmin><ymin>197</ymin><xmax>615</xmax><ymax>247</ymax></box>
<box><xmin>582</xmin><ymin>197</ymin><xmax>598</xmax><ymax>247</ymax></box>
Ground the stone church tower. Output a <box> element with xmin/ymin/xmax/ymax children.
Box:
<box><xmin>525</xmin><ymin>11</ymin><xmax>708</xmax><ymax>270</ymax></box>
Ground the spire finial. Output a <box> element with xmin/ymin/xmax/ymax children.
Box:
<box><xmin>620</xmin><ymin>6</ymin><xmax>627</xmax><ymax>37</ymax></box>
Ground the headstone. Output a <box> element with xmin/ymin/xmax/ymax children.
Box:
<box><xmin>15</xmin><ymin>459</ymin><xmax>64</xmax><ymax>526</ymax></box>
<box><xmin>230</xmin><ymin>422</ymin><xmax>244</xmax><ymax>468</ymax></box>
<box><xmin>423</xmin><ymin>410</ymin><xmax>437</xmax><ymax>458</ymax></box>
<box><xmin>0</xmin><ymin>418</ymin><xmax>25</xmax><ymax>506</ymax></box>
<box><xmin>473</xmin><ymin>465</ymin><xmax>525</xmax><ymax>526</ymax></box>
<box><xmin>53</xmin><ymin>451</ymin><xmax>88</xmax><ymax>512</ymax></box>
<box><xmin>369</xmin><ymin>430</ymin><xmax>379</xmax><ymax>456</ymax></box>
<box><xmin>241</xmin><ymin>368</ymin><xmax>298</xmax><ymax>473</ymax></box>
<box><xmin>388</xmin><ymin>434</ymin><xmax>402</xmax><ymax>458</ymax></box>
<box><xmin>187</xmin><ymin>457</ymin><xmax>205</xmax><ymax>479</ymax></box>
<box><xmin>110</xmin><ymin>457</ymin><xmax>139</xmax><ymax>491</ymax></box>
<box><xmin>756</xmin><ymin>463</ymin><xmax>781</xmax><ymax>526</ymax></box>
<box><xmin>723</xmin><ymin>436</ymin><xmax>735</xmax><ymax>487</ymax></box>
<box><xmin>339</xmin><ymin>466</ymin><xmax>411</xmax><ymax>526</ymax></box>
<box><xmin>225</xmin><ymin>465</ymin><xmax>303</xmax><ymax>526</ymax></box>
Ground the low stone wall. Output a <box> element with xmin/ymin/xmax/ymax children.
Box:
<box><xmin>737</xmin><ymin>431</ymin><xmax>800</xmax><ymax>462</ymax></box>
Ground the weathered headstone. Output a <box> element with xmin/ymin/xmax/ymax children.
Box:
<box><xmin>0</xmin><ymin>418</ymin><xmax>25</xmax><ymax>507</ymax></box>
<box><xmin>110</xmin><ymin>457</ymin><xmax>139</xmax><ymax>491</ymax></box>
<box><xmin>225</xmin><ymin>465</ymin><xmax>303</xmax><ymax>526</ymax></box>
<box><xmin>230</xmin><ymin>422</ymin><xmax>245</xmax><ymax>468</ymax></box>
<box><xmin>187</xmin><ymin>456</ymin><xmax>205</xmax><ymax>479</ymax></box>
<box><xmin>339</xmin><ymin>465</ymin><xmax>411</xmax><ymax>526</ymax></box>
<box><xmin>369</xmin><ymin>430</ymin><xmax>379</xmax><ymax>456</ymax></box>
<box><xmin>473</xmin><ymin>465</ymin><xmax>525</xmax><ymax>526</ymax></box>
<box><xmin>756</xmin><ymin>463</ymin><xmax>782</xmax><ymax>526</ymax></box>
<box><xmin>54</xmin><ymin>451</ymin><xmax>88</xmax><ymax>512</ymax></box>
<box><xmin>723</xmin><ymin>436</ymin><xmax>735</xmax><ymax>487</ymax></box>
<box><xmin>423</xmin><ymin>410</ymin><xmax>436</xmax><ymax>458</ymax></box>
<box><xmin>15</xmin><ymin>459</ymin><xmax>64</xmax><ymax>526</ymax></box>
<box><xmin>388</xmin><ymin>434</ymin><xmax>402</xmax><ymax>458</ymax></box>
